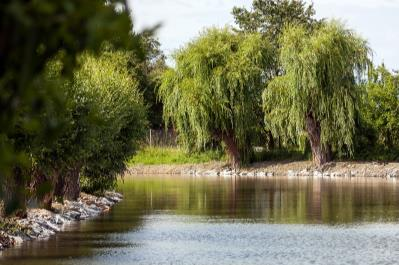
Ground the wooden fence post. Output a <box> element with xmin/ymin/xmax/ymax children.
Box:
<box><xmin>149</xmin><ymin>129</ymin><xmax>152</xmax><ymax>147</ymax></box>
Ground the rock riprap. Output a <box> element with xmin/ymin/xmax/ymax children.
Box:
<box><xmin>0</xmin><ymin>191</ymin><xmax>123</xmax><ymax>250</ymax></box>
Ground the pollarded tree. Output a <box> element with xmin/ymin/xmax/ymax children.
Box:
<box><xmin>159</xmin><ymin>28</ymin><xmax>273</xmax><ymax>168</ymax></box>
<box><xmin>79</xmin><ymin>50</ymin><xmax>148</xmax><ymax>194</ymax></box>
<box><xmin>0</xmin><ymin>0</ymin><xmax>140</xmax><ymax>216</ymax></box>
<box><xmin>263</xmin><ymin>21</ymin><xmax>370</xmax><ymax>166</ymax></box>
<box><xmin>33</xmin><ymin>49</ymin><xmax>147</xmax><ymax>206</ymax></box>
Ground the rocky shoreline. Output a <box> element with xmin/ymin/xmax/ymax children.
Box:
<box><xmin>0</xmin><ymin>191</ymin><xmax>123</xmax><ymax>251</ymax></box>
<box><xmin>127</xmin><ymin>161</ymin><xmax>399</xmax><ymax>179</ymax></box>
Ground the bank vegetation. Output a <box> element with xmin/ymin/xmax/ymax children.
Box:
<box><xmin>1</xmin><ymin>0</ymin><xmax>399</xmax><ymax>221</ymax></box>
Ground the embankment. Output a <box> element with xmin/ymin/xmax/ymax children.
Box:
<box><xmin>0</xmin><ymin>191</ymin><xmax>122</xmax><ymax>251</ymax></box>
<box><xmin>127</xmin><ymin>161</ymin><xmax>399</xmax><ymax>178</ymax></box>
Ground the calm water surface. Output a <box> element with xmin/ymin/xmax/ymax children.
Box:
<box><xmin>2</xmin><ymin>175</ymin><xmax>399</xmax><ymax>264</ymax></box>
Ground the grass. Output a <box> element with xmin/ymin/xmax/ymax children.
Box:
<box><xmin>252</xmin><ymin>148</ymin><xmax>309</xmax><ymax>163</ymax></box>
<box><xmin>0</xmin><ymin>217</ymin><xmax>25</xmax><ymax>235</ymax></box>
<box><xmin>128</xmin><ymin>146</ymin><xmax>226</xmax><ymax>165</ymax></box>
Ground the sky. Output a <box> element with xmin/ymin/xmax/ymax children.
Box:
<box><xmin>128</xmin><ymin>0</ymin><xmax>399</xmax><ymax>70</ymax></box>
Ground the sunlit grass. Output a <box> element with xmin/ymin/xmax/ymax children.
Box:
<box><xmin>128</xmin><ymin>146</ymin><xmax>226</xmax><ymax>165</ymax></box>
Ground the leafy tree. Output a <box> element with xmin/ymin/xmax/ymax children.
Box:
<box><xmin>79</xmin><ymin>50</ymin><xmax>147</xmax><ymax>194</ymax></box>
<box><xmin>356</xmin><ymin>65</ymin><xmax>399</xmax><ymax>159</ymax></box>
<box><xmin>364</xmin><ymin>66</ymin><xmax>399</xmax><ymax>147</ymax></box>
<box><xmin>263</xmin><ymin>21</ymin><xmax>370</xmax><ymax>166</ymax></box>
<box><xmin>0</xmin><ymin>0</ymin><xmax>142</xmax><ymax>215</ymax></box>
<box><xmin>33</xmin><ymin>49</ymin><xmax>147</xmax><ymax>207</ymax></box>
<box><xmin>0</xmin><ymin>0</ymin><xmax>139</xmax><ymax>170</ymax></box>
<box><xmin>131</xmin><ymin>33</ymin><xmax>167</xmax><ymax>129</ymax></box>
<box><xmin>159</xmin><ymin>28</ymin><xmax>273</xmax><ymax>167</ymax></box>
<box><xmin>233</xmin><ymin>0</ymin><xmax>317</xmax><ymax>42</ymax></box>
<box><xmin>232</xmin><ymin>0</ymin><xmax>318</xmax><ymax>148</ymax></box>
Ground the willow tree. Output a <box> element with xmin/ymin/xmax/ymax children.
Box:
<box><xmin>263</xmin><ymin>21</ymin><xmax>370</xmax><ymax>166</ymax></box>
<box><xmin>159</xmin><ymin>28</ymin><xmax>273</xmax><ymax>167</ymax></box>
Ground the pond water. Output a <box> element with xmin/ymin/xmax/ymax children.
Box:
<box><xmin>2</xmin><ymin>175</ymin><xmax>399</xmax><ymax>265</ymax></box>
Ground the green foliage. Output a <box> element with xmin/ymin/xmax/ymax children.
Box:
<box><xmin>78</xmin><ymin>49</ymin><xmax>147</xmax><ymax>192</ymax></box>
<box><xmin>0</xmin><ymin>0</ymin><xmax>144</xmax><ymax>214</ymax></box>
<box><xmin>233</xmin><ymin>0</ymin><xmax>318</xmax><ymax>77</ymax></box>
<box><xmin>128</xmin><ymin>147</ymin><xmax>226</xmax><ymax>165</ymax></box>
<box><xmin>0</xmin><ymin>217</ymin><xmax>25</xmax><ymax>235</ymax></box>
<box><xmin>0</xmin><ymin>0</ymin><xmax>139</xmax><ymax>175</ymax></box>
<box><xmin>159</xmin><ymin>28</ymin><xmax>273</xmax><ymax>165</ymax></box>
<box><xmin>233</xmin><ymin>0</ymin><xmax>317</xmax><ymax>40</ymax></box>
<box><xmin>355</xmin><ymin>65</ymin><xmax>399</xmax><ymax>160</ymax></box>
<box><xmin>252</xmin><ymin>148</ymin><xmax>308</xmax><ymax>163</ymax></box>
<box><xmin>36</xmin><ymin>49</ymin><xmax>148</xmax><ymax>195</ymax></box>
<box><xmin>232</xmin><ymin>0</ymin><xmax>320</xmax><ymax>150</ymax></box>
<box><xmin>363</xmin><ymin>66</ymin><xmax>399</xmax><ymax>148</ymax></box>
<box><xmin>130</xmin><ymin>33</ymin><xmax>168</xmax><ymax>129</ymax></box>
<box><xmin>263</xmin><ymin>21</ymin><xmax>371</xmax><ymax>157</ymax></box>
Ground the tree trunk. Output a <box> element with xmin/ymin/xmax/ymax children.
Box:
<box><xmin>64</xmin><ymin>166</ymin><xmax>81</xmax><ymax>201</ymax></box>
<box><xmin>54</xmin><ymin>174</ymin><xmax>66</xmax><ymax>203</ymax></box>
<box><xmin>305</xmin><ymin>112</ymin><xmax>332</xmax><ymax>167</ymax></box>
<box><xmin>42</xmin><ymin>193</ymin><xmax>53</xmax><ymax>211</ymax></box>
<box><xmin>4</xmin><ymin>167</ymin><xmax>27</xmax><ymax>217</ymax></box>
<box><xmin>32</xmin><ymin>168</ymin><xmax>56</xmax><ymax>211</ymax></box>
<box><xmin>221</xmin><ymin>132</ymin><xmax>241</xmax><ymax>169</ymax></box>
<box><xmin>267</xmin><ymin>130</ymin><xmax>275</xmax><ymax>150</ymax></box>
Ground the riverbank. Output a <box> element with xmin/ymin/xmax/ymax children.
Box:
<box><xmin>127</xmin><ymin>160</ymin><xmax>399</xmax><ymax>178</ymax></box>
<box><xmin>0</xmin><ymin>191</ymin><xmax>123</xmax><ymax>251</ymax></box>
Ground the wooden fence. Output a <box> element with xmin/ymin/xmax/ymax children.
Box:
<box><xmin>145</xmin><ymin>129</ymin><xmax>177</xmax><ymax>147</ymax></box>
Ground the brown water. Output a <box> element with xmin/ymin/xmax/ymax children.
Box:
<box><xmin>2</xmin><ymin>176</ymin><xmax>399</xmax><ymax>264</ymax></box>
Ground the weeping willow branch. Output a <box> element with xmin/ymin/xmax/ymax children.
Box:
<box><xmin>263</xmin><ymin>20</ymin><xmax>371</xmax><ymax>166</ymax></box>
<box><xmin>159</xmin><ymin>27</ymin><xmax>273</xmax><ymax>167</ymax></box>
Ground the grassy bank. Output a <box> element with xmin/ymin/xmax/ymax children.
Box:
<box><xmin>128</xmin><ymin>147</ymin><xmax>226</xmax><ymax>165</ymax></box>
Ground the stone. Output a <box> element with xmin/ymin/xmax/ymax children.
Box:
<box><xmin>330</xmin><ymin>172</ymin><xmax>342</xmax><ymax>178</ymax></box>
<box><xmin>36</xmin><ymin>220</ymin><xmax>60</xmax><ymax>232</ymax></box>
<box><xmin>0</xmin><ymin>191</ymin><xmax>122</xmax><ymax>251</ymax></box>
<box><xmin>299</xmin><ymin>170</ymin><xmax>311</xmax><ymax>177</ymax></box>
<box><xmin>105</xmin><ymin>196</ymin><xmax>122</xmax><ymax>203</ymax></box>
<box><xmin>64</xmin><ymin>210</ymin><xmax>81</xmax><ymax>220</ymax></box>
<box><xmin>313</xmin><ymin>171</ymin><xmax>323</xmax><ymax>178</ymax></box>
<box><xmin>221</xmin><ymin>170</ymin><xmax>234</xmax><ymax>177</ymax></box>
<box><xmin>247</xmin><ymin>171</ymin><xmax>255</xmax><ymax>177</ymax></box>
<box><xmin>10</xmin><ymin>236</ymin><xmax>23</xmax><ymax>245</ymax></box>
<box><xmin>256</xmin><ymin>172</ymin><xmax>266</xmax><ymax>177</ymax></box>
<box><xmin>97</xmin><ymin>197</ymin><xmax>113</xmax><ymax>206</ymax></box>
<box><xmin>0</xmin><ymin>232</ymin><xmax>13</xmax><ymax>249</ymax></box>
<box><xmin>202</xmin><ymin>170</ymin><xmax>219</xmax><ymax>177</ymax></box>
<box><xmin>54</xmin><ymin>214</ymin><xmax>67</xmax><ymax>225</ymax></box>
